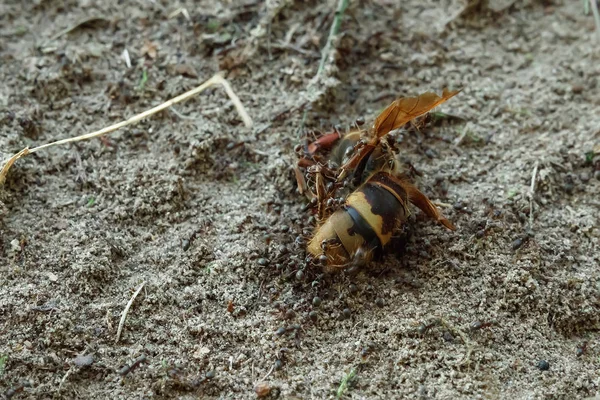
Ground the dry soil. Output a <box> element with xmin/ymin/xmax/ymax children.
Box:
<box><xmin>1</xmin><ymin>0</ymin><xmax>599</xmax><ymax>399</ymax></box>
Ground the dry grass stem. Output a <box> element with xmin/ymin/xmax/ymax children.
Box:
<box><xmin>115</xmin><ymin>282</ymin><xmax>146</xmax><ymax>344</ymax></box>
<box><xmin>590</xmin><ymin>0</ymin><xmax>600</xmax><ymax>41</ymax></box>
<box><xmin>299</xmin><ymin>0</ymin><xmax>349</xmax><ymax>131</ymax></box>
<box><xmin>529</xmin><ymin>161</ymin><xmax>539</xmax><ymax>228</ymax></box>
<box><xmin>0</xmin><ymin>73</ymin><xmax>252</xmax><ymax>186</ymax></box>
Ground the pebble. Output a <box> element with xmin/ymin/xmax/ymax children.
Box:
<box><xmin>73</xmin><ymin>354</ymin><xmax>94</xmax><ymax>367</ymax></box>
<box><xmin>580</xmin><ymin>171</ymin><xmax>590</xmax><ymax>183</ymax></box>
<box><xmin>453</xmin><ymin>200</ymin><xmax>466</xmax><ymax>210</ymax></box>
<box><xmin>295</xmin><ymin>270</ymin><xmax>305</xmax><ymax>281</ymax></box>
<box><xmin>312</xmin><ymin>297</ymin><xmax>322</xmax><ymax>307</ymax></box>
<box><xmin>342</xmin><ymin>308</ymin><xmax>351</xmax><ymax>319</ymax></box>
<box><xmin>309</xmin><ymin>311</ymin><xmax>318</xmax><ymax>321</ymax></box>
<box><xmin>375</xmin><ymin>298</ymin><xmax>384</xmax><ymax>308</ymax></box>
<box><xmin>275</xmin><ymin>327</ymin><xmax>286</xmax><ymax>336</ymax></box>
<box><xmin>425</xmin><ymin>148</ymin><xmax>437</xmax><ymax>159</ymax></box>
<box><xmin>205</xmin><ymin>370</ymin><xmax>216</xmax><ymax>379</ymax></box>
<box><xmin>595</xmin><ymin>170</ymin><xmax>600</xmax><ymax>181</ymax></box>
<box><xmin>511</xmin><ymin>238</ymin><xmax>524</xmax><ymax>251</ymax></box>
<box><xmin>257</xmin><ymin>258</ymin><xmax>269</xmax><ymax>266</ymax></box>
<box><xmin>537</xmin><ymin>360</ymin><xmax>550</xmax><ymax>371</ymax></box>
<box><xmin>349</xmin><ymin>284</ymin><xmax>358</xmax><ymax>294</ymax></box>
<box><xmin>571</xmin><ymin>84</ymin><xmax>584</xmax><ymax>94</ymax></box>
<box><xmin>442</xmin><ymin>331</ymin><xmax>454</xmax><ymax>342</ymax></box>
<box><xmin>285</xmin><ymin>309</ymin><xmax>295</xmax><ymax>319</ymax></box>
<box><xmin>255</xmin><ymin>382</ymin><xmax>271</xmax><ymax>397</ymax></box>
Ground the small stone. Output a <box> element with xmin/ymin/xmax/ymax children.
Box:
<box><xmin>442</xmin><ymin>331</ymin><xmax>454</xmax><ymax>342</ymax></box>
<box><xmin>576</xmin><ymin>347</ymin><xmax>584</xmax><ymax>357</ymax></box>
<box><xmin>73</xmin><ymin>354</ymin><xmax>94</xmax><ymax>367</ymax></box>
<box><xmin>182</xmin><ymin>239</ymin><xmax>190</xmax><ymax>251</ymax></box>
<box><xmin>571</xmin><ymin>85</ymin><xmax>584</xmax><ymax>94</ymax></box>
<box><xmin>342</xmin><ymin>308</ymin><xmax>351</xmax><ymax>319</ymax></box>
<box><xmin>285</xmin><ymin>309</ymin><xmax>295</xmax><ymax>319</ymax></box>
<box><xmin>595</xmin><ymin>170</ymin><xmax>600</xmax><ymax>181</ymax></box>
<box><xmin>295</xmin><ymin>270</ymin><xmax>305</xmax><ymax>281</ymax></box>
<box><xmin>375</xmin><ymin>298</ymin><xmax>384</xmax><ymax>308</ymax></box>
<box><xmin>476</xmin><ymin>229</ymin><xmax>485</xmax><ymax>239</ymax></box>
<box><xmin>453</xmin><ymin>201</ymin><xmax>465</xmax><ymax>210</ymax></box>
<box><xmin>349</xmin><ymin>284</ymin><xmax>358</xmax><ymax>294</ymax></box>
<box><xmin>309</xmin><ymin>311</ymin><xmax>318</xmax><ymax>321</ymax></box>
<box><xmin>279</xmin><ymin>225</ymin><xmax>289</xmax><ymax>233</ymax></box>
<box><xmin>425</xmin><ymin>148</ymin><xmax>437</xmax><ymax>159</ymax></box>
<box><xmin>580</xmin><ymin>171</ymin><xmax>590</xmax><ymax>183</ymax></box>
<box><xmin>275</xmin><ymin>327</ymin><xmax>286</xmax><ymax>336</ymax></box>
<box><xmin>537</xmin><ymin>360</ymin><xmax>550</xmax><ymax>371</ymax></box>
<box><xmin>255</xmin><ymin>382</ymin><xmax>271</xmax><ymax>397</ymax></box>
<box><xmin>312</xmin><ymin>297</ymin><xmax>322</xmax><ymax>307</ymax></box>
<box><xmin>257</xmin><ymin>258</ymin><xmax>269</xmax><ymax>266</ymax></box>
<box><xmin>10</xmin><ymin>239</ymin><xmax>20</xmax><ymax>253</ymax></box>
<box><xmin>205</xmin><ymin>370</ymin><xmax>216</xmax><ymax>379</ymax></box>
<box><xmin>511</xmin><ymin>238</ymin><xmax>523</xmax><ymax>251</ymax></box>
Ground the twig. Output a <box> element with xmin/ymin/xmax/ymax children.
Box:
<box><xmin>0</xmin><ymin>73</ymin><xmax>252</xmax><ymax>186</ymax></box>
<box><xmin>260</xmin><ymin>364</ymin><xmax>275</xmax><ymax>381</ymax></box>
<box><xmin>115</xmin><ymin>282</ymin><xmax>145</xmax><ymax>344</ymax></box>
<box><xmin>117</xmin><ymin>354</ymin><xmax>147</xmax><ymax>376</ymax></box>
<box><xmin>438</xmin><ymin>318</ymin><xmax>475</xmax><ymax>367</ymax></box>
<box><xmin>58</xmin><ymin>367</ymin><xmax>73</xmax><ymax>392</ymax></box>
<box><xmin>169</xmin><ymin>107</ymin><xmax>198</xmax><ymax>120</ymax></box>
<box><xmin>299</xmin><ymin>0</ymin><xmax>349</xmax><ymax>133</ymax></box>
<box><xmin>590</xmin><ymin>0</ymin><xmax>600</xmax><ymax>42</ymax></box>
<box><xmin>168</xmin><ymin>8</ymin><xmax>191</xmax><ymax>21</ymax></box>
<box><xmin>45</xmin><ymin>16</ymin><xmax>110</xmax><ymax>44</ymax></box>
<box><xmin>317</xmin><ymin>0</ymin><xmax>349</xmax><ymax>77</ymax></box>
<box><xmin>529</xmin><ymin>161</ymin><xmax>539</xmax><ymax>228</ymax></box>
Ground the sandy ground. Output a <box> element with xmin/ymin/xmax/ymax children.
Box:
<box><xmin>1</xmin><ymin>0</ymin><xmax>599</xmax><ymax>399</ymax></box>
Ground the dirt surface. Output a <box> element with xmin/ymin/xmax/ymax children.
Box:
<box><xmin>1</xmin><ymin>0</ymin><xmax>599</xmax><ymax>399</ymax></box>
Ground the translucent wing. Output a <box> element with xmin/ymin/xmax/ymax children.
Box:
<box><xmin>373</xmin><ymin>88</ymin><xmax>461</xmax><ymax>138</ymax></box>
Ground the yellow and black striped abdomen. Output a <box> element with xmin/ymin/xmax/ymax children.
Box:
<box><xmin>346</xmin><ymin>172</ymin><xmax>409</xmax><ymax>247</ymax></box>
<box><xmin>308</xmin><ymin>171</ymin><xmax>409</xmax><ymax>269</ymax></box>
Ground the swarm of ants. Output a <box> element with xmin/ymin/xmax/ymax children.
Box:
<box><xmin>294</xmin><ymin>89</ymin><xmax>460</xmax><ymax>272</ymax></box>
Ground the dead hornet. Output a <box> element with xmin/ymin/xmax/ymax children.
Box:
<box><xmin>295</xmin><ymin>89</ymin><xmax>460</xmax><ymax>272</ymax></box>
